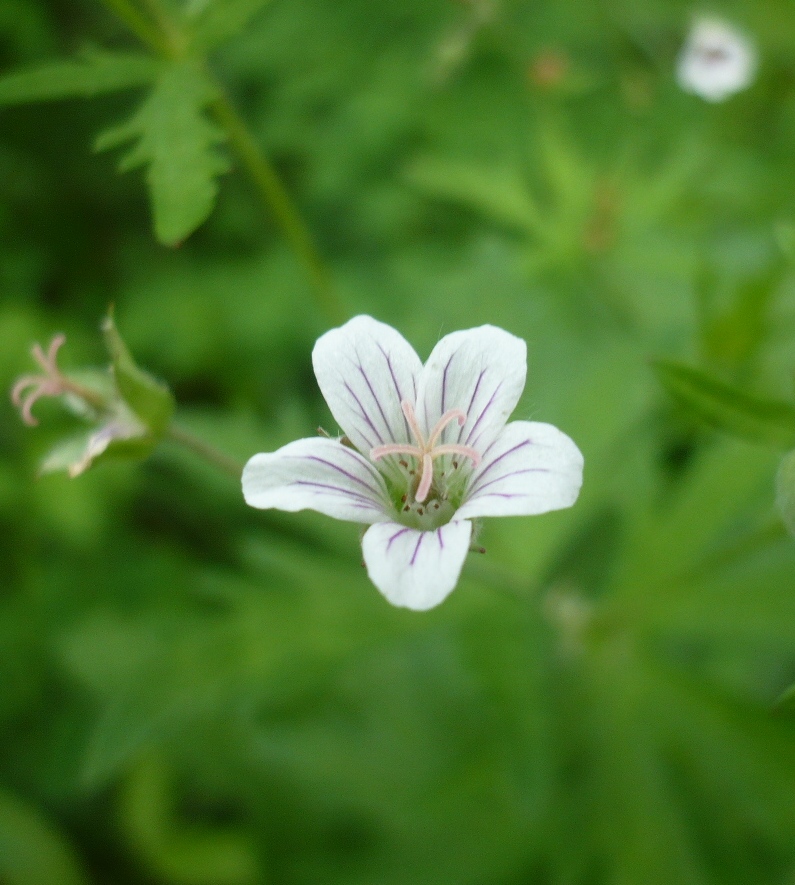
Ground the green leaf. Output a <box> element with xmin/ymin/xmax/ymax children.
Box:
<box><xmin>184</xmin><ymin>0</ymin><xmax>272</xmax><ymax>50</ymax></box>
<box><xmin>95</xmin><ymin>61</ymin><xmax>229</xmax><ymax>246</ymax></box>
<box><xmin>0</xmin><ymin>50</ymin><xmax>158</xmax><ymax>106</ymax></box>
<box><xmin>120</xmin><ymin>753</ymin><xmax>259</xmax><ymax>885</ymax></box>
<box><xmin>652</xmin><ymin>359</ymin><xmax>795</xmax><ymax>447</ymax></box>
<box><xmin>777</xmin><ymin>681</ymin><xmax>795</xmax><ymax>712</ymax></box>
<box><xmin>406</xmin><ymin>158</ymin><xmax>545</xmax><ymax>235</ymax></box>
<box><xmin>0</xmin><ymin>789</ymin><xmax>90</xmax><ymax>885</ymax></box>
<box><xmin>102</xmin><ymin>313</ymin><xmax>174</xmax><ymax>438</ymax></box>
<box><xmin>775</xmin><ymin>448</ymin><xmax>795</xmax><ymax>537</ymax></box>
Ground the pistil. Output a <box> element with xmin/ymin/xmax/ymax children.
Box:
<box><xmin>370</xmin><ymin>399</ymin><xmax>482</xmax><ymax>503</ymax></box>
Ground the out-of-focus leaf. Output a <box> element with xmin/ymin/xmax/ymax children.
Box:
<box><xmin>120</xmin><ymin>752</ymin><xmax>259</xmax><ymax>885</ymax></box>
<box><xmin>102</xmin><ymin>312</ymin><xmax>174</xmax><ymax>437</ymax></box>
<box><xmin>95</xmin><ymin>61</ymin><xmax>228</xmax><ymax>246</ymax></box>
<box><xmin>0</xmin><ymin>789</ymin><xmax>90</xmax><ymax>885</ymax></box>
<box><xmin>406</xmin><ymin>158</ymin><xmax>544</xmax><ymax>235</ymax></box>
<box><xmin>0</xmin><ymin>50</ymin><xmax>158</xmax><ymax>105</ymax></box>
<box><xmin>653</xmin><ymin>359</ymin><xmax>795</xmax><ymax>447</ymax></box>
<box><xmin>185</xmin><ymin>0</ymin><xmax>272</xmax><ymax>50</ymax></box>
<box><xmin>775</xmin><ymin>448</ymin><xmax>795</xmax><ymax>537</ymax></box>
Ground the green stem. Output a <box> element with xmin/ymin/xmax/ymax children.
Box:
<box><xmin>98</xmin><ymin>0</ymin><xmax>345</xmax><ymax>325</ymax></box>
<box><xmin>166</xmin><ymin>423</ymin><xmax>244</xmax><ymax>479</ymax></box>
<box><xmin>208</xmin><ymin>87</ymin><xmax>344</xmax><ymax>324</ymax></box>
<box><xmin>97</xmin><ymin>0</ymin><xmax>170</xmax><ymax>55</ymax></box>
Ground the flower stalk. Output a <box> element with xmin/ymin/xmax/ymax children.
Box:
<box><xmin>165</xmin><ymin>423</ymin><xmax>244</xmax><ymax>479</ymax></box>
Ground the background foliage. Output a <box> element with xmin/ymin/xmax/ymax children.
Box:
<box><xmin>3</xmin><ymin>0</ymin><xmax>795</xmax><ymax>883</ymax></box>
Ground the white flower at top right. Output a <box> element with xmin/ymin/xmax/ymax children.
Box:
<box><xmin>677</xmin><ymin>17</ymin><xmax>757</xmax><ymax>102</ymax></box>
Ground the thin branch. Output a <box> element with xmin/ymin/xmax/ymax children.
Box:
<box><xmin>97</xmin><ymin>0</ymin><xmax>170</xmax><ymax>55</ymax></box>
<box><xmin>166</xmin><ymin>423</ymin><xmax>245</xmax><ymax>479</ymax></box>
<box><xmin>209</xmin><ymin>86</ymin><xmax>345</xmax><ymax>324</ymax></box>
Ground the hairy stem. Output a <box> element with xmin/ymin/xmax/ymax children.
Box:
<box><xmin>166</xmin><ymin>423</ymin><xmax>245</xmax><ymax>479</ymax></box>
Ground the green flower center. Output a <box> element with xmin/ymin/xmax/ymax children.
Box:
<box><xmin>371</xmin><ymin>399</ymin><xmax>481</xmax><ymax>529</ymax></box>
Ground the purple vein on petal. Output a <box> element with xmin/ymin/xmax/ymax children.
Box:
<box><xmin>464</xmin><ymin>381</ymin><xmax>504</xmax><ymax>448</ymax></box>
<box><xmin>377</xmin><ymin>343</ymin><xmax>411</xmax><ymax>440</ymax></box>
<box><xmin>387</xmin><ymin>527</ymin><xmax>410</xmax><ymax>550</ymax></box>
<box><xmin>468</xmin><ymin>440</ymin><xmax>533</xmax><ymax>492</ymax></box>
<box><xmin>410</xmin><ymin>532</ymin><xmax>425</xmax><ymax>566</ymax></box>
<box><xmin>440</xmin><ymin>351</ymin><xmax>455</xmax><ymax>418</ymax></box>
<box><xmin>468</xmin><ymin>467</ymin><xmax>549</xmax><ymax>497</ymax></box>
<box><xmin>338</xmin><ymin>445</ymin><xmax>388</xmax><ymax>481</ymax></box>
<box><xmin>470</xmin><ymin>492</ymin><xmax>527</xmax><ymax>499</ymax></box>
<box><xmin>343</xmin><ymin>380</ymin><xmax>379</xmax><ymax>446</ymax></box>
<box><xmin>437</xmin><ymin>528</ymin><xmax>444</xmax><ymax>551</ymax></box>
<box><xmin>355</xmin><ymin>356</ymin><xmax>395</xmax><ymax>442</ymax></box>
<box><xmin>301</xmin><ymin>455</ymin><xmax>383</xmax><ymax>497</ymax></box>
<box><xmin>292</xmin><ymin>480</ymin><xmax>381</xmax><ymax>504</ymax></box>
<box><xmin>462</xmin><ymin>368</ymin><xmax>486</xmax><ymax>445</ymax></box>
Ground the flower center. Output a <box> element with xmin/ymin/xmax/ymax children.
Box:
<box><xmin>370</xmin><ymin>399</ymin><xmax>482</xmax><ymax>505</ymax></box>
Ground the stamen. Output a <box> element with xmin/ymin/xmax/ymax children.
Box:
<box><xmin>400</xmin><ymin>399</ymin><xmax>426</xmax><ymax>449</ymax></box>
<box><xmin>416</xmin><ymin>452</ymin><xmax>434</xmax><ymax>502</ymax></box>
<box><xmin>32</xmin><ymin>334</ymin><xmax>66</xmax><ymax>375</ymax></box>
<box><xmin>369</xmin><ymin>398</ymin><xmax>481</xmax><ymax>507</ymax></box>
<box><xmin>428</xmin><ymin>408</ymin><xmax>466</xmax><ymax>448</ymax></box>
<box><xmin>431</xmin><ymin>443</ymin><xmax>482</xmax><ymax>468</ymax></box>
<box><xmin>370</xmin><ymin>442</ymin><xmax>422</xmax><ymax>461</ymax></box>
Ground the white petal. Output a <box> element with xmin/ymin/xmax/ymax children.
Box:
<box><xmin>676</xmin><ymin>18</ymin><xmax>756</xmax><ymax>102</ymax></box>
<box><xmin>416</xmin><ymin>325</ymin><xmax>526</xmax><ymax>454</ymax></box>
<box><xmin>362</xmin><ymin>520</ymin><xmax>472</xmax><ymax>611</ymax></box>
<box><xmin>312</xmin><ymin>315</ymin><xmax>423</xmax><ymax>455</ymax></box>
<box><xmin>456</xmin><ymin>420</ymin><xmax>583</xmax><ymax>520</ymax></box>
<box><xmin>242</xmin><ymin>437</ymin><xmax>391</xmax><ymax>524</ymax></box>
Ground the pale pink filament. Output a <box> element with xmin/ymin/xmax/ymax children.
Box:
<box><xmin>10</xmin><ymin>334</ymin><xmax>68</xmax><ymax>426</ymax></box>
<box><xmin>370</xmin><ymin>399</ymin><xmax>482</xmax><ymax>503</ymax></box>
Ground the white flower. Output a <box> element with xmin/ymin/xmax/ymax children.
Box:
<box><xmin>676</xmin><ymin>17</ymin><xmax>757</xmax><ymax>102</ymax></box>
<box><xmin>242</xmin><ymin>316</ymin><xmax>584</xmax><ymax>611</ymax></box>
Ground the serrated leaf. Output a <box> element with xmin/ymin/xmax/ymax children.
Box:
<box><xmin>775</xmin><ymin>448</ymin><xmax>795</xmax><ymax>537</ymax></box>
<box><xmin>95</xmin><ymin>61</ymin><xmax>229</xmax><ymax>246</ymax></box>
<box><xmin>102</xmin><ymin>313</ymin><xmax>174</xmax><ymax>438</ymax></box>
<box><xmin>653</xmin><ymin>359</ymin><xmax>795</xmax><ymax>447</ymax></box>
<box><xmin>0</xmin><ymin>50</ymin><xmax>158</xmax><ymax>106</ymax></box>
<box><xmin>184</xmin><ymin>0</ymin><xmax>272</xmax><ymax>50</ymax></box>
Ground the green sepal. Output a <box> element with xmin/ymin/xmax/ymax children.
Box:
<box><xmin>775</xmin><ymin>449</ymin><xmax>795</xmax><ymax>537</ymax></box>
<box><xmin>39</xmin><ymin>433</ymin><xmax>96</xmax><ymax>477</ymax></box>
<box><xmin>652</xmin><ymin>359</ymin><xmax>795</xmax><ymax>448</ymax></box>
<box><xmin>38</xmin><ymin>413</ymin><xmax>153</xmax><ymax>478</ymax></box>
<box><xmin>102</xmin><ymin>313</ymin><xmax>174</xmax><ymax>440</ymax></box>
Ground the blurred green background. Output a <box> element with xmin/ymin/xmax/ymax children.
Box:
<box><xmin>3</xmin><ymin>1</ymin><xmax>795</xmax><ymax>883</ymax></box>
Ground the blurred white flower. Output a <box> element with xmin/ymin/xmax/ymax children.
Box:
<box><xmin>242</xmin><ymin>316</ymin><xmax>583</xmax><ymax>611</ymax></box>
<box><xmin>677</xmin><ymin>17</ymin><xmax>757</xmax><ymax>102</ymax></box>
